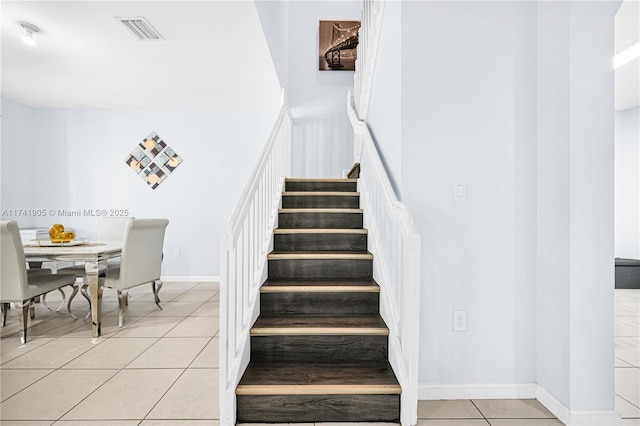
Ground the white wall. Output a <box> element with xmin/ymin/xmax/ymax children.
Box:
<box><xmin>1</xmin><ymin>98</ymin><xmax>279</xmax><ymax>278</ymax></box>
<box><xmin>255</xmin><ymin>0</ymin><xmax>290</xmax><ymax>91</ymax></box>
<box><xmin>0</xmin><ymin>98</ymin><xmax>37</xmax><ymax>228</ymax></box>
<box><xmin>400</xmin><ymin>1</ymin><xmax>538</xmax><ymax>386</ymax></box>
<box><xmin>615</xmin><ymin>106</ymin><xmax>640</xmax><ymax>259</ymax></box>
<box><xmin>287</xmin><ymin>0</ymin><xmax>360</xmax><ymax>178</ymax></box>
<box><xmin>367</xmin><ymin>0</ymin><xmax>402</xmax><ymax>197</ymax></box>
<box><xmin>366</xmin><ymin>0</ymin><xmax>619</xmax><ymax>418</ymax></box>
<box><xmin>537</xmin><ymin>2</ymin><xmax>618</xmax><ymax>413</ymax></box>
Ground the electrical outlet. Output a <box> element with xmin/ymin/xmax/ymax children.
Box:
<box><xmin>453</xmin><ymin>310</ymin><xmax>467</xmax><ymax>331</ymax></box>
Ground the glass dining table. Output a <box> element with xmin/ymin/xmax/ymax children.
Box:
<box><xmin>23</xmin><ymin>241</ymin><xmax>122</xmax><ymax>338</ymax></box>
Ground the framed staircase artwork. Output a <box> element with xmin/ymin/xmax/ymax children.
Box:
<box><xmin>319</xmin><ymin>20</ymin><xmax>360</xmax><ymax>71</ymax></box>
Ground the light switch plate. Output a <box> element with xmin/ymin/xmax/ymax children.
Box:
<box><xmin>453</xmin><ymin>182</ymin><xmax>467</xmax><ymax>201</ymax></box>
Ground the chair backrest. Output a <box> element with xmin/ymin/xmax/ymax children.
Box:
<box><xmin>0</xmin><ymin>220</ymin><xmax>29</xmax><ymax>301</ymax></box>
<box><xmin>98</xmin><ymin>216</ymin><xmax>134</xmax><ymax>242</ymax></box>
<box><xmin>117</xmin><ymin>218</ymin><xmax>169</xmax><ymax>290</ymax></box>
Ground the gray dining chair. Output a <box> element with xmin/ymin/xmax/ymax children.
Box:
<box><xmin>103</xmin><ymin>218</ymin><xmax>169</xmax><ymax>327</ymax></box>
<box><xmin>61</xmin><ymin>216</ymin><xmax>133</xmax><ymax>317</ymax></box>
<box><xmin>0</xmin><ymin>220</ymin><xmax>77</xmax><ymax>344</ymax></box>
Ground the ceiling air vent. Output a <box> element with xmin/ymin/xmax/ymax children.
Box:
<box><xmin>115</xmin><ymin>16</ymin><xmax>164</xmax><ymax>41</ymax></box>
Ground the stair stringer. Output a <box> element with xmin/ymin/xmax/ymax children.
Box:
<box><xmin>360</xmin><ymin>178</ymin><xmax>422</xmax><ymax>426</ymax></box>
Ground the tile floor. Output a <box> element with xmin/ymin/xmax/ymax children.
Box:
<box><xmin>0</xmin><ymin>283</ymin><xmax>637</xmax><ymax>426</ymax></box>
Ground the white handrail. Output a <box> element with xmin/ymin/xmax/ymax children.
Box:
<box><xmin>348</xmin><ymin>91</ymin><xmax>421</xmax><ymax>424</ymax></box>
<box><xmin>219</xmin><ymin>92</ymin><xmax>292</xmax><ymax>426</ymax></box>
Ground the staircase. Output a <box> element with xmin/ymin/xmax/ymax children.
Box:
<box><xmin>236</xmin><ymin>177</ymin><xmax>401</xmax><ymax>423</ymax></box>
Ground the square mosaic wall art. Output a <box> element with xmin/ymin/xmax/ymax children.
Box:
<box><xmin>125</xmin><ymin>131</ymin><xmax>183</xmax><ymax>189</ymax></box>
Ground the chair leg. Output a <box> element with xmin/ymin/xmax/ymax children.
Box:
<box><xmin>68</xmin><ymin>284</ymin><xmax>80</xmax><ymax>319</ymax></box>
<box><xmin>1</xmin><ymin>303</ymin><xmax>10</xmax><ymax>327</ymax></box>
<box><xmin>117</xmin><ymin>290</ymin><xmax>127</xmax><ymax>328</ymax></box>
<box><xmin>152</xmin><ymin>280</ymin><xmax>163</xmax><ymax>310</ymax></box>
<box><xmin>17</xmin><ymin>302</ymin><xmax>30</xmax><ymax>344</ymax></box>
<box><xmin>29</xmin><ymin>299</ymin><xmax>36</xmax><ymax>320</ymax></box>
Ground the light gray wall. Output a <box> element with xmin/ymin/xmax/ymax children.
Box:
<box><xmin>255</xmin><ymin>0</ymin><xmax>290</xmax><ymax>91</ymax></box>
<box><xmin>0</xmin><ymin>98</ymin><xmax>37</xmax><ymax>227</ymax></box>
<box><xmin>401</xmin><ymin>0</ymin><xmax>538</xmax><ymax>386</ymax></box>
<box><xmin>615</xmin><ymin>106</ymin><xmax>640</xmax><ymax>259</ymax></box>
<box><xmin>0</xmin><ymin>98</ymin><xmax>278</xmax><ymax>278</ymax></box>
<box><xmin>367</xmin><ymin>0</ymin><xmax>402</xmax><ymax>198</ymax></box>
<box><xmin>367</xmin><ymin>0</ymin><xmax>618</xmax><ymax>413</ymax></box>
<box><xmin>286</xmin><ymin>0</ymin><xmax>360</xmax><ymax>178</ymax></box>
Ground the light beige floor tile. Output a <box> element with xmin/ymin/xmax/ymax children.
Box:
<box><xmin>472</xmin><ymin>399</ymin><xmax>555</xmax><ymax>419</ymax></box>
<box><xmin>617</xmin><ymin>317</ymin><xmax>640</xmax><ymax>337</ymax></box>
<box><xmin>622</xmin><ymin>419</ymin><xmax>640</xmax><ymax>426</ymax></box>
<box><xmin>103</xmin><ymin>301</ymin><xmax>161</xmax><ymax>318</ymax></box>
<box><xmin>61</xmin><ymin>369</ymin><xmax>182</xmax><ymax>420</ymax></box>
<box><xmin>418</xmin><ymin>400</ymin><xmax>484</xmax><ymax>419</ymax></box>
<box><xmin>173</xmin><ymin>290</ymin><xmax>218</xmax><ymax>302</ymax></box>
<box><xmin>62</xmin><ymin>337</ymin><xmax>157</xmax><ymax>369</ymax></box>
<box><xmin>616</xmin><ymin>368</ymin><xmax>640</xmax><ymax>406</ymax></box>
<box><xmin>191</xmin><ymin>301</ymin><xmax>219</xmax><ymax>317</ymax></box>
<box><xmin>0</xmin><ymin>337</ymin><xmax>54</xmax><ymax>365</ymax></box>
<box><xmin>417</xmin><ymin>420</ymin><xmax>490</xmax><ymax>426</ymax></box>
<box><xmin>211</xmin><ymin>292</ymin><xmax>220</xmax><ymax>302</ymax></box>
<box><xmin>617</xmin><ymin>395</ymin><xmax>640</xmax><ymax>418</ymax></box>
<box><xmin>618</xmin><ymin>357</ymin><xmax>636</xmax><ymax>368</ymax></box>
<box><xmin>162</xmin><ymin>282</ymin><xmax>201</xmax><ymax>291</ymax></box>
<box><xmin>164</xmin><ymin>316</ymin><xmax>219</xmax><ymax>338</ymax></box>
<box><xmin>1</xmin><ymin>338</ymin><xmax>101</xmax><ymax>369</ymax></box>
<box><xmin>53</xmin><ymin>421</ymin><xmax>140</xmax><ymax>426</ymax></box>
<box><xmin>112</xmin><ymin>316</ymin><xmax>182</xmax><ymax>338</ymax></box>
<box><xmin>191</xmin><ymin>337</ymin><xmax>219</xmax><ymax>368</ymax></box>
<box><xmin>0</xmin><ymin>369</ymin><xmax>53</xmax><ymax>401</ymax></box>
<box><xmin>617</xmin><ymin>349</ymin><xmax>640</xmax><ymax>368</ymax></box>
<box><xmin>11</xmin><ymin>317</ymin><xmax>87</xmax><ymax>339</ymax></box>
<box><xmin>146</xmin><ymin>368</ymin><xmax>218</xmax><ymax>419</ymax></box>
<box><xmin>140</xmin><ymin>420</ymin><xmax>220</xmax><ymax>425</ymax></box>
<box><xmin>61</xmin><ymin>315</ymin><xmax>143</xmax><ymax>338</ymax></box>
<box><xmin>126</xmin><ymin>337</ymin><xmax>209</xmax><ymax>369</ymax></box>
<box><xmin>192</xmin><ymin>282</ymin><xmax>220</xmax><ymax>291</ymax></box>
<box><xmin>0</xmin><ymin>421</ymin><xmax>54</xmax><ymax>425</ymax></box>
<box><xmin>487</xmin><ymin>420</ymin><xmax>563</xmax><ymax>425</ymax></box>
<box><xmin>147</xmin><ymin>301</ymin><xmax>204</xmax><ymax>317</ymax></box>
<box><xmin>0</xmin><ymin>369</ymin><xmax>116</xmax><ymax>420</ymax></box>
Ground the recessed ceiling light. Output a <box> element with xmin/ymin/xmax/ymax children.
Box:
<box><xmin>614</xmin><ymin>41</ymin><xmax>640</xmax><ymax>69</ymax></box>
<box><xmin>21</xmin><ymin>22</ymin><xmax>40</xmax><ymax>46</ymax></box>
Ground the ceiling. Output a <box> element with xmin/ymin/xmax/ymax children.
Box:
<box><xmin>0</xmin><ymin>1</ymin><xmax>281</xmax><ymax>109</ymax></box>
<box><xmin>1</xmin><ymin>1</ymin><xmax>637</xmax><ymax>111</ymax></box>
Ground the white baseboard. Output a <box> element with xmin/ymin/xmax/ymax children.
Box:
<box><xmin>419</xmin><ymin>383</ymin><xmax>537</xmax><ymax>400</ymax></box>
<box><xmin>537</xmin><ymin>386</ymin><xmax>622</xmax><ymax>426</ymax></box>
<box><xmin>161</xmin><ymin>276</ymin><xmax>220</xmax><ymax>283</ymax></box>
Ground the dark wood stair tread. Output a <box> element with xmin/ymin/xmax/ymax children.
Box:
<box><xmin>261</xmin><ymin>279</ymin><xmax>379</xmax><ymax>291</ymax></box>
<box><xmin>268</xmin><ymin>251</ymin><xmax>372</xmax><ymax>258</ymax></box>
<box><xmin>237</xmin><ymin>362</ymin><xmax>400</xmax><ymax>392</ymax></box>
<box><xmin>274</xmin><ymin>228</ymin><xmax>367</xmax><ymax>234</ymax></box>
<box><xmin>252</xmin><ymin>315</ymin><xmax>387</xmax><ymax>331</ymax></box>
<box><xmin>283</xmin><ymin>191</ymin><xmax>360</xmax><ymax>196</ymax></box>
<box><xmin>279</xmin><ymin>208</ymin><xmax>363</xmax><ymax>213</ymax></box>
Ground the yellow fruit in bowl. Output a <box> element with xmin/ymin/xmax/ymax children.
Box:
<box><xmin>49</xmin><ymin>224</ymin><xmax>75</xmax><ymax>243</ymax></box>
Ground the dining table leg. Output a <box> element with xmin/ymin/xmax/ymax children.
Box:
<box><xmin>85</xmin><ymin>260</ymin><xmax>103</xmax><ymax>337</ymax></box>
